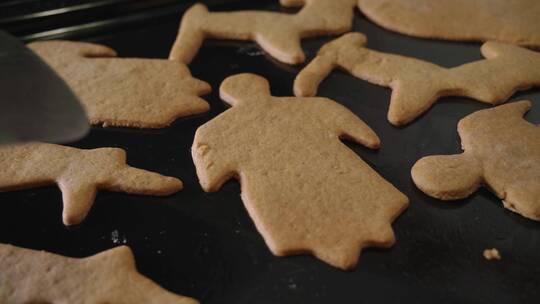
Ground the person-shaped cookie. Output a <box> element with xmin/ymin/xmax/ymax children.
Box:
<box><xmin>28</xmin><ymin>40</ymin><xmax>211</xmax><ymax>128</ymax></box>
<box><xmin>0</xmin><ymin>244</ymin><xmax>198</xmax><ymax>304</ymax></box>
<box><xmin>294</xmin><ymin>33</ymin><xmax>540</xmax><ymax>126</ymax></box>
<box><xmin>169</xmin><ymin>0</ymin><xmax>357</xmax><ymax>65</ymax></box>
<box><xmin>192</xmin><ymin>73</ymin><xmax>409</xmax><ymax>269</ymax></box>
<box><xmin>412</xmin><ymin>101</ymin><xmax>540</xmax><ymax>221</ymax></box>
<box><xmin>0</xmin><ymin>143</ymin><xmax>182</xmax><ymax>225</ymax></box>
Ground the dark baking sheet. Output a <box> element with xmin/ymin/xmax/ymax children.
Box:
<box><xmin>1</xmin><ymin>1</ymin><xmax>540</xmax><ymax>303</ymax></box>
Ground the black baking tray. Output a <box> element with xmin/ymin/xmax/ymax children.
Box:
<box><xmin>1</xmin><ymin>1</ymin><xmax>539</xmax><ymax>303</ymax></box>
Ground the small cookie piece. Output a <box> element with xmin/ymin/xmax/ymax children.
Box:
<box><xmin>169</xmin><ymin>0</ymin><xmax>356</xmax><ymax>65</ymax></box>
<box><xmin>0</xmin><ymin>143</ymin><xmax>182</xmax><ymax>225</ymax></box>
<box><xmin>357</xmin><ymin>0</ymin><xmax>540</xmax><ymax>49</ymax></box>
<box><xmin>192</xmin><ymin>73</ymin><xmax>409</xmax><ymax>269</ymax></box>
<box><xmin>0</xmin><ymin>244</ymin><xmax>198</xmax><ymax>304</ymax></box>
<box><xmin>412</xmin><ymin>101</ymin><xmax>540</xmax><ymax>221</ymax></box>
<box><xmin>483</xmin><ymin>248</ymin><xmax>502</xmax><ymax>261</ymax></box>
<box><xmin>28</xmin><ymin>40</ymin><xmax>211</xmax><ymax>128</ymax></box>
<box><xmin>294</xmin><ymin>33</ymin><xmax>540</xmax><ymax>126</ymax></box>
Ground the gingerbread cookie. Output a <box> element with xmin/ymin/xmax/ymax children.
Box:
<box><xmin>412</xmin><ymin>101</ymin><xmax>540</xmax><ymax>221</ymax></box>
<box><xmin>28</xmin><ymin>40</ymin><xmax>211</xmax><ymax>128</ymax></box>
<box><xmin>0</xmin><ymin>143</ymin><xmax>182</xmax><ymax>225</ymax></box>
<box><xmin>0</xmin><ymin>244</ymin><xmax>198</xmax><ymax>304</ymax></box>
<box><xmin>357</xmin><ymin>0</ymin><xmax>540</xmax><ymax>49</ymax></box>
<box><xmin>192</xmin><ymin>73</ymin><xmax>409</xmax><ymax>269</ymax></box>
<box><xmin>169</xmin><ymin>0</ymin><xmax>356</xmax><ymax>65</ymax></box>
<box><xmin>294</xmin><ymin>33</ymin><xmax>540</xmax><ymax>126</ymax></box>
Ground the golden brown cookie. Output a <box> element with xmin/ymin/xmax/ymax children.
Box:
<box><xmin>412</xmin><ymin>101</ymin><xmax>540</xmax><ymax>221</ymax></box>
<box><xmin>0</xmin><ymin>143</ymin><xmax>182</xmax><ymax>225</ymax></box>
<box><xmin>0</xmin><ymin>244</ymin><xmax>198</xmax><ymax>304</ymax></box>
<box><xmin>294</xmin><ymin>33</ymin><xmax>540</xmax><ymax>126</ymax></box>
<box><xmin>483</xmin><ymin>248</ymin><xmax>502</xmax><ymax>261</ymax></box>
<box><xmin>357</xmin><ymin>0</ymin><xmax>540</xmax><ymax>49</ymax></box>
<box><xmin>169</xmin><ymin>0</ymin><xmax>357</xmax><ymax>65</ymax></box>
<box><xmin>192</xmin><ymin>73</ymin><xmax>408</xmax><ymax>269</ymax></box>
<box><xmin>28</xmin><ymin>40</ymin><xmax>211</xmax><ymax>128</ymax></box>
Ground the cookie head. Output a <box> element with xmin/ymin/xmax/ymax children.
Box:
<box><xmin>412</xmin><ymin>154</ymin><xmax>483</xmax><ymax>200</ymax></box>
<box><xmin>219</xmin><ymin>73</ymin><xmax>271</xmax><ymax>106</ymax></box>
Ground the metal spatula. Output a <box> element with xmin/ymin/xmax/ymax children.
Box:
<box><xmin>0</xmin><ymin>30</ymin><xmax>89</xmax><ymax>145</ymax></box>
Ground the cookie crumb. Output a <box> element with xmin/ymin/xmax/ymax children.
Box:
<box><xmin>483</xmin><ymin>248</ymin><xmax>501</xmax><ymax>260</ymax></box>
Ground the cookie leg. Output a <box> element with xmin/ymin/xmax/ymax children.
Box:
<box><xmin>169</xmin><ymin>3</ymin><xmax>208</xmax><ymax>63</ymax></box>
<box><xmin>294</xmin><ymin>55</ymin><xmax>337</xmax><ymax>97</ymax></box>
<box><xmin>388</xmin><ymin>81</ymin><xmax>442</xmax><ymax>126</ymax></box>
<box><xmin>411</xmin><ymin>154</ymin><xmax>483</xmax><ymax>200</ymax></box>
<box><xmin>255</xmin><ymin>28</ymin><xmax>305</xmax><ymax>65</ymax></box>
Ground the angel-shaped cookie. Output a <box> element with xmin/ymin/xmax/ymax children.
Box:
<box><xmin>28</xmin><ymin>40</ymin><xmax>211</xmax><ymax>128</ymax></box>
<box><xmin>0</xmin><ymin>244</ymin><xmax>198</xmax><ymax>304</ymax></box>
<box><xmin>169</xmin><ymin>0</ymin><xmax>356</xmax><ymax>65</ymax></box>
<box><xmin>295</xmin><ymin>33</ymin><xmax>540</xmax><ymax>126</ymax></box>
<box><xmin>412</xmin><ymin>101</ymin><xmax>540</xmax><ymax>221</ymax></box>
<box><xmin>0</xmin><ymin>143</ymin><xmax>182</xmax><ymax>225</ymax></box>
<box><xmin>192</xmin><ymin>73</ymin><xmax>409</xmax><ymax>269</ymax></box>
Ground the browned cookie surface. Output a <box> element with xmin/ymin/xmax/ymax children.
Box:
<box><xmin>192</xmin><ymin>73</ymin><xmax>408</xmax><ymax>269</ymax></box>
<box><xmin>0</xmin><ymin>244</ymin><xmax>198</xmax><ymax>304</ymax></box>
<box><xmin>0</xmin><ymin>143</ymin><xmax>182</xmax><ymax>225</ymax></box>
<box><xmin>412</xmin><ymin>101</ymin><xmax>540</xmax><ymax>221</ymax></box>
<box><xmin>295</xmin><ymin>33</ymin><xmax>540</xmax><ymax>126</ymax></box>
<box><xmin>169</xmin><ymin>0</ymin><xmax>357</xmax><ymax>65</ymax></box>
<box><xmin>28</xmin><ymin>40</ymin><xmax>211</xmax><ymax>128</ymax></box>
<box><xmin>357</xmin><ymin>0</ymin><xmax>540</xmax><ymax>48</ymax></box>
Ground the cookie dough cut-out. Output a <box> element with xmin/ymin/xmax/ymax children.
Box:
<box><xmin>412</xmin><ymin>101</ymin><xmax>540</xmax><ymax>221</ymax></box>
<box><xmin>169</xmin><ymin>0</ymin><xmax>357</xmax><ymax>65</ymax></box>
<box><xmin>192</xmin><ymin>73</ymin><xmax>409</xmax><ymax>270</ymax></box>
<box><xmin>28</xmin><ymin>40</ymin><xmax>211</xmax><ymax>128</ymax></box>
<box><xmin>0</xmin><ymin>143</ymin><xmax>182</xmax><ymax>225</ymax></box>
<box><xmin>294</xmin><ymin>33</ymin><xmax>540</xmax><ymax>126</ymax></box>
<box><xmin>357</xmin><ymin>0</ymin><xmax>540</xmax><ymax>49</ymax></box>
<box><xmin>0</xmin><ymin>244</ymin><xmax>198</xmax><ymax>304</ymax></box>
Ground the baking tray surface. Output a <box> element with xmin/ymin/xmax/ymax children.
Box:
<box><xmin>1</xmin><ymin>1</ymin><xmax>539</xmax><ymax>303</ymax></box>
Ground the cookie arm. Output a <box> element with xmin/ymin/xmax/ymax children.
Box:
<box><xmin>338</xmin><ymin>111</ymin><xmax>380</xmax><ymax>149</ymax></box>
<box><xmin>27</xmin><ymin>40</ymin><xmax>117</xmax><ymax>60</ymax></box>
<box><xmin>411</xmin><ymin>153</ymin><xmax>483</xmax><ymax>200</ymax></box>
<box><xmin>108</xmin><ymin>166</ymin><xmax>183</xmax><ymax>196</ymax></box>
<box><xmin>279</xmin><ymin>0</ymin><xmax>305</xmax><ymax>7</ymax></box>
<box><xmin>294</xmin><ymin>54</ymin><xmax>337</xmax><ymax>97</ymax></box>
<box><xmin>74</xmin><ymin>42</ymin><xmax>117</xmax><ymax>58</ymax></box>
<box><xmin>192</xmin><ymin>142</ymin><xmax>236</xmax><ymax>193</ymax></box>
<box><xmin>319</xmin><ymin>99</ymin><xmax>380</xmax><ymax>149</ymax></box>
<box><xmin>492</xmin><ymin>99</ymin><xmax>532</xmax><ymax>118</ymax></box>
<box><xmin>85</xmin><ymin>246</ymin><xmax>200</xmax><ymax>304</ymax></box>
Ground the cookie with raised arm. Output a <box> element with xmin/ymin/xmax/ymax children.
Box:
<box><xmin>412</xmin><ymin>101</ymin><xmax>540</xmax><ymax>221</ymax></box>
<box><xmin>192</xmin><ymin>73</ymin><xmax>408</xmax><ymax>269</ymax></box>
<box><xmin>0</xmin><ymin>244</ymin><xmax>198</xmax><ymax>304</ymax></box>
<box><xmin>169</xmin><ymin>0</ymin><xmax>356</xmax><ymax>65</ymax></box>
<box><xmin>294</xmin><ymin>33</ymin><xmax>540</xmax><ymax>126</ymax></box>
<box><xmin>0</xmin><ymin>143</ymin><xmax>182</xmax><ymax>225</ymax></box>
<box><xmin>28</xmin><ymin>40</ymin><xmax>211</xmax><ymax>128</ymax></box>
<box><xmin>357</xmin><ymin>0</ymin><xmax>540</xmax><ymax>49</ymax></box>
